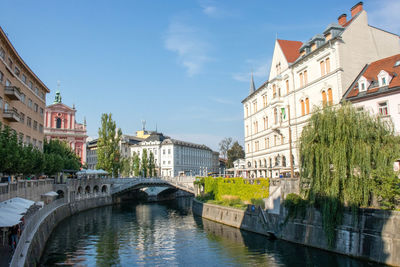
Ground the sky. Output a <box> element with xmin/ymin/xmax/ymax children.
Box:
<box><xmin>0</xmin><ymin>0</ymin><xmax>398</xmax><ymax>151</ymax></box>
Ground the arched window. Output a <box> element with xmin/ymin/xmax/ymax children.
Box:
<box><xmin>305</xmin><ymin>98</ymin><xmax>310</xmax><ymax>114</ymax></box>
<box><xmin>322</xmin><ymin>91</ymin><xmax>327</xmax><ymax>106</ymax></box>
<box><xmin>300</xmin><ymin>100</ymin><xmax>305</xmax><ymax>116</ymax></box>
<box><xmin>282</xmin><ymin>156</ymin><xmax>287</xmax><ymax>167</ymax></box>
<box><xmin>327</xmin><ymin>88</ymin><xmax>333</xmax><ymax>105</ymax></box>
<box><xmin>273</xmin><ymin>84</ymin><xmax>277</xmax><ymax>98</ymax></box>
<box><xmin>56</xmin><ymin>118</ymin><xmax>61</xmax><ymax>128</ymax></box>
<box><xmin>304</xmin><ymin>70</ymin><xmax>308</xmax><ymax>85</ymax></box>
<box><xmin>326</xmin><ymin>58</ymin><xmax>330</xmax><ymax>73</ymax></box>
<box><xmin>274</xmin><ymin>108</ymin><xmax>278</xmax><ymax>124</ymax></box>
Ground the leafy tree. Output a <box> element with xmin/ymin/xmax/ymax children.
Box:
<box><xmin>43</xmin><ymin>139</ymin><xmax>80</xmax><ymax>175</ymax></box>
<box><xmin>96</xmin><ymin>113</ymin><xmax>122</xmax><ymax>177</ymax></box>
<box><xmin>120</xmin><ymin>157</ymin><xmax>131</xmax><ymax>177</ymax></box>
<box><xmin>299</xmin><ymin>104</ymin><xmax>400</xmax><ymax>247</ymax></box>
<box><xmin>141</xmin><ymin>149</ymin><xmax>148</xmax><ymax>177</ymax></box>
<box><xmin>148</xmin><ymin>151</ymin><xmax>155</xmax><ymax>177</ymax></box>
<box><xmin>219</xmin><ymin>137</ymin><xmax>232</xmax><ymax>159</ymax></box>
<box><xmin>227</xmin><ymin>141</ymin><xmax>245</xmax><ymax>168</ymax></box>
<box><xmin>132</xmin><ymin>152</ymin><xmax>141</xmax><ymax>176</ymax></box>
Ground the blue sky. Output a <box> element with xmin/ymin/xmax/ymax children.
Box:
<box><xmin>0</xmin><ymin>0</ymin><xmax>398</xmax><ymax>151</ymax></box>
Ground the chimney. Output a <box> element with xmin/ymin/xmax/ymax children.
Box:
<box><xmin>338</xmin><ymin>14</ymin><xmax>347</xmax><ymax>26</ymax></box>
<box><xmin>351</xmin><ymin>2</ymin><xmax>363</xmax><ymax>18</ymax></box>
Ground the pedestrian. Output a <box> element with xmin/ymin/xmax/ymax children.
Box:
<box><xmin>10</xmin><ymin>225</ymin><xmax>18</xmax><ymax>250</ymax></box>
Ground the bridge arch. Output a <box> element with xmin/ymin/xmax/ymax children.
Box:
<box><xmin>56</xmin><ymin>190</ymin><xmax>65</xmax><ymax>199</ymax></box>
<box><xmin>101</xmin><ymin>185</ymin><xmax>108</xmax><ymax>193</ymax></box>
<box><xmin>85</xmin><ymin>185</ymin><xmax>91</xmax><ymax>194</ymax></box>
<box><xmin>77</xmin><ymin>186</ymin><xmax>83</xmax><ymax>195</ymax></box>
<box><xmin>93</xmin><ymin>185</ymin><xmax>99</xmax><ymax>193</ymax></box>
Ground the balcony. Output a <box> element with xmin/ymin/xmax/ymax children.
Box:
<box><xmin>270</xmin><ymin>96</ymin><xmax>284</xmax><ymax>107</ymax></box>
<box><xmin>4</xmin><ymin>86</ymin><xmax>22</xmax><ymax>101</ymax></box>
<box><xmin>3</xmin><ymin>109</ymin><xmax>20</xmax><ymax>122</ymax></box>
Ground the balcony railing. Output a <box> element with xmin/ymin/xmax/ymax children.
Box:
<box><xmin>3</xmin><ymin>108</ymin><xmax>20</xmax><ymax>122</ymax></box>
<box><xmin>4</xmin><ymin>86</ymin><xmax>22</xmax><ymax>101</ymax></box>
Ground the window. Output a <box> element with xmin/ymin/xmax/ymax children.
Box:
<box><xmin>264</xmin><ymin>116</ymin><xmax>268</xmax><ymax>129</ymax></box>
<box><xmin>247</xmin><ymin>144</ymin><xmax>250</xmax><ymax>153</ymax></box>
<box><xmin>19</xmin><ymin>133</ymin><xmax>24</xmax><ymax>143</ymax></box>
<box><xmin>34</xmin><ymin>103</ymin><xmax>38</xmax><ymax>112</ymax></box>
<box><xmin>378</xmin><ymin>102</ymin><xmax>388</xmax><ymax>116</ymax></box>
<box><xmin>14</xmin><ymin>67</ymin><xmax>20</xmax><ymax>76</ymax></box>
<box><xmin>40</xmin><ymin>107</ymin><xmax>44</xmax><ymax>117</ymax></box>
<box><xmin>255</xmin><ymin>141</ymin><xmax>259</xmax><ymax>152</ymax></box>
<box><xmin>322</xmin><ymin>91</ymin><xmax>327</xmax><ymax>106</ymax></box>
<box><xmin>0</xmin><ymin>71</ymin><xmax>3</xmax><ymax>83</ymax></box>
<box><xmin>246</xmin><ymin>125</ymin><xmax>249</xmax><ymax>136</ymax></box>
<box><xmin>327</xmin><ymin>88</ymin><xmax>333</xmax><ymax>105</ymax></box>
<box><xmin>326</xmin><ymin>58</ymin><xmax>330</xmax><ymax>73</ymax></box>
<box><xmin>301</xmin><ymin>100</ymin><xmax>305</xmax><ymax>116</ymax></box>
<box><xmin>0</xmin><ymin>47</ymin><xmax>4</xmax><ymax>60</ymax></box>
<box><xmin>266</xmin><ymin>138</ymin><xmax>269</xmax><ymax>149</ymax></box>
<box><xmin>26</xmin><ymin>136</ymin><xmax>31</xmax><ymax>145</ymax></box>
<box><xmin>304</xmin><ymin>70</ymin><xmax>308</xmax><ymax>85</ymax></box>
<box><xmin>282</xmin><ymin>156</ymin><xmax>287</xmax><ymax>167</ymax></box>
<box><xmin>245</xmin><ymin>105</ymin><xmax>248</xmax><ymax>117</ymax></box>
<box><xmin>28</xmin><ymin>98</ymin><xmax>32</xmax><ymax>108</ymax></box>
<box><xmin>4</xmin><ymin>101</ymin><xmax>9</xmax><ymax>111</ymax></box>
<box><xmin>305</xmin><ymin>98</ymin><xmax>310</xmax><ymax>114</ymax></box>
<box><xmin>28</xmin><ymin>81</ymin><xmax>33</xmax><ymax>89</ymax></box>
<box><xmin>381</xmin><ymin>77</ymin><xmax>386</xmax><ymax>86</ymax></box>
<box><xmin>34</xmin><ymin>87</ymin><xmax>39</xmax><ymax>95</ymax></box>
<box><xmin>253</xmin><ymin>121</ymin><xmax>258</xmax><ymax>134</ymax></box>
<box><xmin>38</xmin><ymin>141</ymin><xmax>42</xmax><ymax>149</ymax></box>
<box><xmin>263</xmin><ymin>95</ymin><xmax>267</xmax><ymax>107</ymax></box>
<box><xmin>273</xmin><ymin>84</ymin><xmax>277</xmax><ymax>98</ymax></box>
<box><xmin>299</xmin><ymin>72</ymin><xmax>304</xmax><ymax>87</ymax></box>
<box><xmin>168</xmin><ymin>149</ymin><xmax>171</xmax><ymax>154</ymax></box>
<box><xmin>40</xmin><ymin>91</ymin><xmax>45</xmax><ymax>100</ymax></box>
<box><xmin>27</xmin><ymin>117</ymin><xmax>32</xmax><ymax>127</ymax></box>
<box><xmin>22</xmin><ymin>74</ymin><xmax>26</xmax><ymax>83</ymax></box>
<box><xmin>286</xmin><ymin>80</ymin><xmax>289</xmax><ymax>94</ymax></box>
<box><xmin>274</xmin><ymin>135</ymin><xmax>277</xmax><ymax>146</ymax></box>
<box><xmin>163</xmin><ymin>149</ymin><xmax>165</xmax><ymax>155</ymax></box>
<box><xmin>361</xmin><ymin>83</ymin><xmax>365</xmax><ymax>91</ymax></box>
<box><xmin>0</xmin><ymin>97</ymin><xmax>2</xmax><ymax>109</ymax></box>
<box><xmin>6</xmin><ymin>79</ymin><xmax>11</xmax><ymax>86</ymax></box>
<box><xmin>20</xmin><ymin>112</ymin><xmax>25</xmax><ymax>123</ymax></box>
<box><xmin>32</xmin><ymin>139</ymin><xmax>37</xmax><ymax>147</ymax></box>
<box><xmin>56</xmin><ymin>118</ymin><xmax>61</xmax><ymax>128</ymax></box>
<box><xmin>274</xmin><ymin>108</ymin><xmax>278</xmax><ymax>124</ymax></box>
<box><xmin>33</xmin><ymin>120</ymin><xmax>38</xmax><ymax>131</ymax></box>
<box><xmin>253</xmin><ymin>101</ymin><xmax>257</xmax><ymax>113</ymax></box>
<box><xmin>8</xmin><ymin>58</ymin><xmax>12</xmax><ymax>68</ymax></box>
<box><xmin>320</xmin><ymin>60</ymin><xmax>326</xmax><ymax>76</ymax></box>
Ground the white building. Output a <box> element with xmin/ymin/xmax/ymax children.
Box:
<box><xmin>343</xmin><ymin>54</ymin><xmax>400</xmax><ymax>135</ymax></box>
<box><xmin>129</xmin><ymin>131</ymin><xmax>218</xmax><ymax>177</ymax></box>
<box><xmin>242</xmin><ymin>2</ymin><xmax>400</xmax><ymax>178</ymax></box>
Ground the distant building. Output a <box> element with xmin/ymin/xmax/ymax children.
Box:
<box><xmin>242</xmin><ymin>2</ymin><xmax>400</xmax><ymax>178</ymax></box>
<box><xmin>0</xmin><ymin>26</ymin><xmax>50</xmax><ymax>149</ymax></box>
<box><xmin>343</xmin><ymin>54</ymin><xmax>400</xmax><ymax>135</ymax></box>
<box><xmin>86</xmin><ymin>139</ymin><xmax>98</xmax><ymax>170</ymax></box>
<box><xmin>44</xmin><ymin>92</ymin><xmax>87</xmax><ymax>165</ymax></box>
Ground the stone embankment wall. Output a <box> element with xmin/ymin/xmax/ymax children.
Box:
<box><xmin>192</xmin><ymin>199</ymin><xmax>400</xmax><ymax>266</ymax></box>
<box><xmin>13</xmin><ymin>196</ymin><xmax>112</xmax><ymax>267</ymax></box>
<box><xmin>0</xmin><ymin>179</ymin><xmax>54</xmax><ymax>202</ymax></box>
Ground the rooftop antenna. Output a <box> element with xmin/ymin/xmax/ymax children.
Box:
<box><xmin>141</xmin><ymin>120</ymin><xmax>146</xmax><ymax>131</ymax></box>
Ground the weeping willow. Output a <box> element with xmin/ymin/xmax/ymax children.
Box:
<box><xmin>299</xmin><ymin>103</ymin><xmax>400</xmax><ymax>247</ymax></box>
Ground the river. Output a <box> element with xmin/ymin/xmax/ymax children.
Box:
<box><xmin>40</xmin><ymin>198</ymin><xmax>377</xmax><ymax>266</ymax></box>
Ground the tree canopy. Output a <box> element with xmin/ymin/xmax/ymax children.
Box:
<box><xmin>219</xmin><ymin>137</ymin><xmax>232</xmax><ymax>160</ymax></box>
<box><xmin>299</xmin><ymin>104</ymin><xmax>400</xmax><ymax>246</ymax></box>
<box><xmin>226</xmin><ymin>141</ymin><xmax>244</xmax><ymax>168</ymax></box>
<box><xmin>96</xmin><ymin>113</ymin><xmax>122</xmax><ymax>177</ymax></box>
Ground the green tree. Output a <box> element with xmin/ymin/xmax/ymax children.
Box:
<box><xmin>96</xmin><ymin>113</ymin><xmax>122</xmax><ymax>177</ymax></box>
<box><xmin>226</xmin><ymin>141</ymin><xmax>245</xmax><ymax>168</ymax></box>
<box><xmin>148</xmin><ymin>151</ymin><xmax>155</xmax><ymax>177</ymax></box>
<box><xmin>141</xmin><ymin>149</ymin><xmax>148</xmax><ymax>177</ymax></box>
<box><xmin>120</xmin><ymin>157</ymin><xmax>131</xmax><ymax>177</ymax></box>
<box><xmin>219</xmin><ymin>137</ymin><xmax>232</xmax><ymax>160</ymax></box>
<box><xmin>132</xmin><ymin>152</ymin><xmax>141</xmax><ymax>176</ymax></box>
<box><xmin>43</xmin><ymin>139</ymin><xmax>80</xmax><ymax>175</ymax></box>
<box><xmin>299</xmin><ymin>104</ymin><xmax>400</xmax><ymax>247</ymax></box>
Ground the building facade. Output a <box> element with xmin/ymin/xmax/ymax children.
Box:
<box><xmin>86</xmin><ymin>138</ymin><xmax>98</xmax><ymax>170</ymax></box>
<box><xmin>343</xmin><ymin>54</ymin><xmax>400</xmax><ymax>135</ymax></box>
<box><xmin>0</xmin><ymin>26</ymin><xmax>50</xmax><ymax>149</ymax></box>
<box><xmin>242</xmin><ymin>2</ymin><xmax>400</xmax><ymax>178</ymax></box>
<box><xmin>44</xmin><ymin>92</ymin><xmax>87</xmax><ymax>165</ymax></box>
<box><xmin>129</xmin><ymin>131</ymin><xmax>217</xmax><ymax>177</ymax></box>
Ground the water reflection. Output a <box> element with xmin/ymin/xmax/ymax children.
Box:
<box><xmin>40</xmin><ymin>199</ymin><xmax>377</xmax><ymax>266</ymax></box>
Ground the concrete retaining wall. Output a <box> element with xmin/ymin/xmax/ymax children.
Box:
<box><xmin>192</xmin><ymin>199</ymin><xmax>400</xmax><ymax>266</ymax></box>
<box><xmin>14</xmin><ymin>196</ymin><xmax>112</xmax><ymax>267</ymax></box>
<box><xmin>0</xmin><ymin>179</ymin><xmax>54</xmax><ymax>202</ymax></box>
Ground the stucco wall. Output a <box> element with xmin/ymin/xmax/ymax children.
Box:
<box><xmin>193</xmin><ymin>199</ymin><xmax>400</xmax><ymax>266</ymax></box>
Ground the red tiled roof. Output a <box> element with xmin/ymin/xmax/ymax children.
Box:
<box><xmin>277</xmin><ymin>39</ymin><xmax>303</xmax><ymax>63</ymax></box>
<box><xmin>345</xmin><ymin>54</ymin><xmax>400</xmax><ymax>99</ymax></box>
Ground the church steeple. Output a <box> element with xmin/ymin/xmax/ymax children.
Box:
<box><xmin>249</xmin><ymin>72</ymin><xmax>256</xmax><ymax>94</ymax></box>
<box><xmin>53</xmin><ymin>91</ymin><xmax>62</xmax><ymax>104</ymax></box>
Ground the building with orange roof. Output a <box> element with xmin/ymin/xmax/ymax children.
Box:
<box><xmin>242</xmin><ymin>2</ymin><xmax>400</xmax><ymax>178</ymax></box>
<box><xmin>343</xmin><ymin>54</ymin><xmax>400</xmax><ymax>135</ymax></box>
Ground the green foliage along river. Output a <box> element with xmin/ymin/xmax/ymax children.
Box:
<box><xmin>40</xmin><ymin>199</ymin><xmax>378</xmax><ymax>266</ymax></box>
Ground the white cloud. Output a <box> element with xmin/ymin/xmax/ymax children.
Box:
<box><xmin>165</xmin><ymin>20</ymin><xmax>212</xmax><ymax>76</ymax></box>
<box><xmin>369</xmin><ymin>0</ymin><xmax>400</xmax><ymax>34</ymax></box>
<box><xmin>199</xmin><ymin>0</ymin><xmax>227</xmax><ymax>18</ymax></box>
<box><xmin>203</xmin><ymin>5</ymin><xmax>218</xmax><ymax>17</ymax></box>
<box><xmin>232</xmin><ymin>58</ymin><xmax>271</xmax><ymax>83</ymax></box>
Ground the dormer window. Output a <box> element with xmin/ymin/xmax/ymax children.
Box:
<box><xmin>358</xmin><ymin>76</ymin><xmax>368</xmax><ymax>92</ymax></box>
<box><xmin>378</xmin><ymin>70</ymin><xmax>391</xmax><ymax>87</ymax></box>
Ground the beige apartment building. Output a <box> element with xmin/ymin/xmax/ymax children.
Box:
<box><xmin>0</xmin><ymin>26</ymin><xmax>50</xmax><ymax>148</ymax></box>
<box><xmin>242</xmin><ymin>2</ymin><xmax>400</xmax><ymax>178</ymax></box>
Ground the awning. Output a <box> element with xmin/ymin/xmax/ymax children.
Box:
<box><xmin>0</xmin><ymin>197</ymin><xmax>35</xmax><ymax>227</ymax></box>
